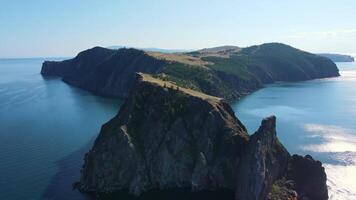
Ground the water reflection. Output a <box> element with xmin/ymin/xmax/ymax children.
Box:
<box><xmin>233</xmin><ymin>62</ymin><xmax>356</xmax><ymax>200</ymax></box>
<box><xmin>302</xmin><ymin>124</ymin><xmax>356</xmax><ymax>153</ymax></box>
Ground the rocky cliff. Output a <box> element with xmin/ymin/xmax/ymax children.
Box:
<box><xmin>77</xmin><ymin>74</ymin><xmax>328</xmax><ymax>200</ymax></box>
<box><xmin>41</xmin><ymin>43</ymin><xmax>340</xmax><ymax>101</ymax></box>
<box><xmin>41</xmin><ymin>47</ymin><xmax>167</xmax><ymax>97</ymax></box>
<box><xmin>78</xmin><ymin>73</ymin><xmax>249</xmax><ymax>196</ymax></box>
<box><xmin>235</xmin><ymin>116</ymin><xmax>290</xmax><ymax>200</ymax></box>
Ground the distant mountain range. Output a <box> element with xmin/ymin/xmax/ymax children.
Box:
<box><xmin>317</xmin><ymin>53</ymin><xmax>354</xmax><ymax>62</ymax></box>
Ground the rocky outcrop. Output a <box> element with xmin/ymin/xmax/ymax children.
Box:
<box><xmin>287</xmin><ymin>155</ymin><xmax>328</xmax><ymax>200</ymax></box>
<box><xmin>41</xmin><ymin>43</ymin><xmax>340</xmax><ymax>101</ymax></box>
<box><xmin>77</xmin><ymin>74</ymin><xmax>328</xmax><ymax>200</ymax></box>
<box><xmin>78</xmin><ymin>73</ymin><xmax>249</xmax><ymax>195</ymax></box>
<box><xmin>240</xmin><ymin>118</ymin><xmax>328</xmax><ymax>200</ymax></box>
<box><xmin>41</xmin><ymin>47</ymin><xmax>166</xmax><ymax>98</ymax></box>
<box><xmin>235</xmin><ymin>116</ymin><xmax>290</xmax><ymax>200</ymax></box>
<box><xmin>267</xmin><ymin>154</ymin><xmax>328</xmax><ymax>200</ymax></box>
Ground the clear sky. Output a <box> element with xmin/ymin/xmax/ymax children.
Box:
<box><xmin>1</xmin><ymin>0</ymin><xmax>355</xmax><ymax>58</ymax></box>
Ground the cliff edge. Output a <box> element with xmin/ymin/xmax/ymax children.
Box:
<box><xmin>41</xmin><ymin>43</ymin><xmax>340</xmax><ymax>100</ymax></box>
<box><xmin>77</xmin><ymin>74</ymin><xmax>328</xmax><ymax>200</ymax></box>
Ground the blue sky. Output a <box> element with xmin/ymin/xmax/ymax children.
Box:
<box><xmin>0</xmin><ymin>0</ymin><xmax>355</xmax><ymax>57</ymax></box>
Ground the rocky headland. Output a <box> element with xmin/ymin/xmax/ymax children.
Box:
<box><xmin>76</xmin><ymin>74</ymin><xmax>328</xmax><ymax>200</ymax></box>
<box><xmin>43</xmin><ymin>43</ymin><xmax>333</xmax><ymax>199</ymax></box>
<box><xmin>41</xmin><ymin>43</ymin><xmax>340</xmax><ymax>101</ymax></box>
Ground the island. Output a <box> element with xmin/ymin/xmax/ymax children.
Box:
<box><xmin>75</xmin><ymin>73</ymin><xmax>328</xmax><ymax>200</ymax></box>
<box><xmin>41</xmin><ymin>43</ymin><xmax>340</xmax><ymax>101</ymax></box>
<box><xmin>317</xmin><ymin>53</ymin><xmax>354</xmax><ymax>62</ymax></box>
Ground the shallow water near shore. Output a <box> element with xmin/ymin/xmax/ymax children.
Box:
<box><xmin>0</xmin><ymin>58</ymin><xmax>355</xmax><ymax>199</ymax></box>
<box><xmin>232</xmin><ymin>62</ymin><xmax>356</xmax><ymax>200</ymax></box>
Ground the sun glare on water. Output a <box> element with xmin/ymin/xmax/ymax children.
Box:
<box><xmin>302</xmin><ymin>123</ymin><xmax>356</xmax><ymax>199</ymax></box>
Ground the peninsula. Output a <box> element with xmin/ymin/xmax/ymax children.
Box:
<box><xmin>76</xmin><ymin>74</ymin><xmax>328</xmax><ymax>200</ymax></box>
<box><xmin>42</xmin><ymin>43</ymin><xmax>335</xmax><ymax>199</ymax></box>
<box><xmin>41</xmin><ymin>43</ymin><xmax>339</xmax><ymax>101</ymax></box>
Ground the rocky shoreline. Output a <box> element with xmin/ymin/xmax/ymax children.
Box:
<box><xmin>42</xmin><ymin>44</ymin><xmax>335</xmax><ymax>199</ymax></box>
<box><xmin>75</xmin><ymin>74</ymin><xmax>328</xmax><ymax>200</ymax></box>
<box><xmin>41</xmin><ymin>43</ymin><xmax>340</xmax><ymax>101</ymax></box>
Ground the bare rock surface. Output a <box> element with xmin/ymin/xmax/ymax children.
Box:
<box><xmin>77</xmin><ymin>74</ymin><xmax>328</xmax><ymax>200</ymax></box>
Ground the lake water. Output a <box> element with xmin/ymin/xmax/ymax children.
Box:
<box><xmin>232</xmin><ymin>62</ymin><xmax>356</xmax><ymax>200</ymax></box>
<box><xmin>0</xmin><ymin>59</ymin><xmax>355</xmax><ymax>200</ymax></box>
<box><xmin>0</xmin><ymin>58</ymin><xmax>122</xmax><ymax>200</ymax></box>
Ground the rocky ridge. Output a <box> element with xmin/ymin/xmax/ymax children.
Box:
<box><xmin>77</xmin><ymin>74</ymin><xmax>328</xmax><ymax>200</ymax></box>
<box><xmin>41</xmin><ymin>43</ymin><xmax>340</xmax><ymax>100</ymax></box>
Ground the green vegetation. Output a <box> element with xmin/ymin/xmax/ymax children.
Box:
<box><xmin>157</xmin><ymin>62</ymin><xmax>207</xmax><ymax>91</ymax></box>
<box><xmin>151</xmin><ymin>43</ymin><xmax>338</xmax><ymax>101</ymax></box>
<box><xmin>202</xmin><ymin>55</ymin><xmax>254</xmax><ymax>80</ymax></box>
<box><xmin>268</xmin><ymin>178</ymin><xmax>292</xmax><ymax>200</ymax></box>
<box><xmin>154</xmin><ymin>62</ymin><xmax>244</xmax><ymax>100</ymax></box>
<box><xmin>44</xmin><ymin>43</ymin><xmax>339</xmax><ymax>101</ymax></box>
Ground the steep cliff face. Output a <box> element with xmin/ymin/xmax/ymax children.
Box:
<box><xmin>235</xmin><ymin>116</ymin><xmax>290</xmax><ymax>200</ymax></box>
<box><xmin>41</xmin><ymin>47</ymin><xmax>115</xmax><ymax>77</ymax></box>
<box><xmin>77</xmin><ymin>74</ymin><xmax>328</xmax><ymax>200</ymax></box>
<box><xmin>41</xmin><ymin>43</ymin><xmax>340</xmax><ymax>100</ymax></box>
<box><xmin>287</xmin><ymin>155</ymin><xmax>328</xmax><ymax>200</ymax></box>
<box><xmin>79</xmin><ymin>73</ymin><xmax>249</xmax><ymax>195</ymax></box>
<box><xmin>236</xmin><ymin>117</ymin><xmax>328</xmax><ymax>200</ymax></box>
<box><xmin>267</xmin><ymin>154</ymin><xmax>328</xmax><ymax>200</ymax></box>
<box><xmin>41</xmin><ymin>47</ymin><xmax>167</xmax><ymax>97</ymax></box>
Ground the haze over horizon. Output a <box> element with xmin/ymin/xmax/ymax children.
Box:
<box><xmin>1</xmin><ymin>0</ymin><xmax>356</xmax><ymax>58</ymax></box>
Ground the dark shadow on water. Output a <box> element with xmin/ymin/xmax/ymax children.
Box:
<box><xmin>42</xmin><ymin>137</ymin><xmax>96</xmax><ymax>200</ymax></box>
<box><xmin>40</xmin><ymin>75</ymin><xmax>62</xmax><ymax>81</ymax></box>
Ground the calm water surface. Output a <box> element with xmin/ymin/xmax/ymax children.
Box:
<box><xmin>232</xmin><ymin>62</ymin><xmax>356</xmax><ymax>200</ymax></box>
<box><xmin>0</xmin><ymin>59</ymin><xmax>355</xmax><ymax>200</ymax></box>
<box><xmin>0</xmin><ymin>58</ymin><xmax>122</xmax><ymax>200</ymax></box>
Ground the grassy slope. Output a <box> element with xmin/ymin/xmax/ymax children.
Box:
<box><xmin>42</xmin><ymin>43</ymin><xmax>338</xmax><ymax>101</ymax></box>
<box><xmin>156</xmin><ymin>61</ymin><xmax>245</xmax><ymax>100</ymax></box>
<box><xmin>152</xmin><ymin>43</ymin><xmax>339</xmax><ymax>101</ymax></box>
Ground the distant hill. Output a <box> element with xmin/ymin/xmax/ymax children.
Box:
<box><xmin>107</xmin><ymin>46</ymin><xmax>193</xmax><ymax>53</ymax></box>
<box><xmin>41</xmin><ymin>43</ymin><xmax>340</xmax><ymax>101</ymax></box>
<box><xmin>317</xmin><ymin>53</ymin><xmax>354</xmax><ymax>62</ymax></box>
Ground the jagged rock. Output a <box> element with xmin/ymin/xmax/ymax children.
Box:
<box><xmin>78</xmin><ymin>73</ymin><xmax>249</xmax><ymax>196</ymax></box>
<box><xmin>287</xmin><ymin>155</ymin><xmax>328</xmax><ymax>200</ymax></box>
<box><xmin>267</xmin><ymin>178</ymin><xmax>298</xmax><ymax>200</ymax></box>
<box><xmin>235</xmin><ymin>116</ymin><xmax>290</xmax><ymax>200</ymax></box>
<box><xmin>77</xmin><ymin>74</ymin><xmax>328</xmax><ymax>200</ymax></box>
<box><xmin>267</xmin><ymin>154</ymin><xmax>328</xmax><ymax>200</ymax></box>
